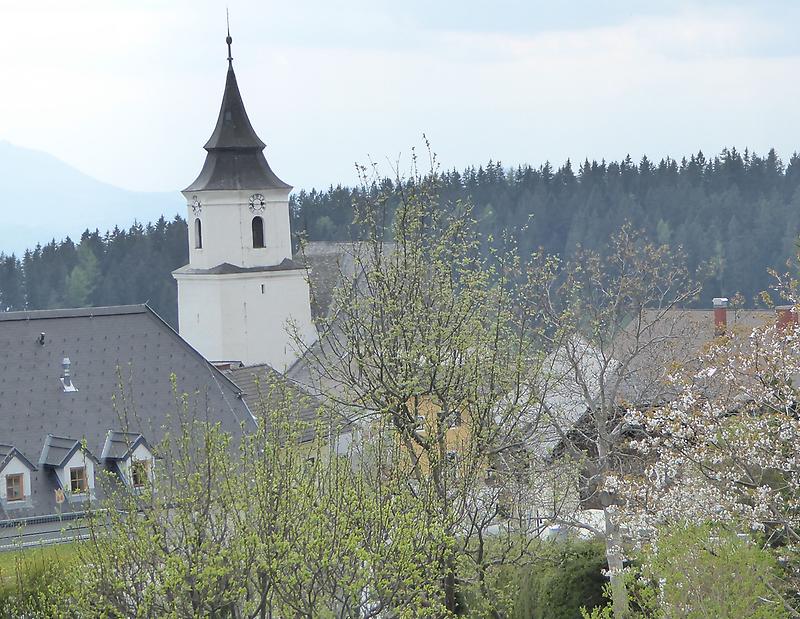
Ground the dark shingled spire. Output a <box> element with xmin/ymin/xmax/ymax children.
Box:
<box><xmin>202</xmin><ymin>65</ymin><xmax>266</xmax><ymax>151</ymax></box>
<box><xmin>185</xmin><ymin>27</ymin><xmax>291</xmax><ymax>192</ymax></box>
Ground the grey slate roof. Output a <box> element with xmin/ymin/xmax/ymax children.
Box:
<box><xmin>540</xmin><ymin>307</ymin><xmax>779</xmax><ymax>458</ymax></box>
<box><xmin>228</xmin><ymin>363</ymin><xmax>356</xmax><ymax>444</ymax></box>
<box><xmin>0</xmin><ymin>304</ymin><xmax>253</xmax><ymax>520</ymax></box>
<box><xmin>184</xmin><ymin>61</ymin><xmax>291</xmax><ymax>192</ymax></box>
<box><xmin>302</xmin><ymin>242</ymin><xmax>361</xmax><ymax>322</ymax></box>
<box><xmin>614</xmin><ymin>307</ymin><xmax>776</xmax><ymax>402</ymax></box>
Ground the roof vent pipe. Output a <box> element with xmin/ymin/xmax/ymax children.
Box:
<box><xmin>713</xmin><ymin>297</ymin><xmax>728</xmax><ymax>337</ymax></box>
<box><xmin>61</xmin><ymin>357</ymin><xmax>77</xmax><ymax>393</ymax></box>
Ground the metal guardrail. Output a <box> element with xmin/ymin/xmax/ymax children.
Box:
<box><xmin>0</xmin><ymin>510</ymin><xmax>105</xmax><ymax>551</ymax></box>
<box><xmin>0</xmin><ymin>510</ymin><xmax>89</xmax><ymax>528</ymax></box>
<box><xmin>0</xmin><ymin>533</ymin><xmax>91</xmax><ymax>552</ymax></box>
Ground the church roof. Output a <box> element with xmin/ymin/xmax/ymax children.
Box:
<box><xmin>185</xmin><ymin>35</ymin><xmax>291</xmax><ymax>192</ymax></box>
<box><xmin>204</xmin><ymin>64</ymin><xmax>265</xmax><ymax>151</ymax></box>
<box><xmin>172</xmin><ymin>258</ymin><xmax>305</xmax><ymax>276</ymax></box>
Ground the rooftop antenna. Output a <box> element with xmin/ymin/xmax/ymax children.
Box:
<box><xmin>226</xmin><ymin>8</ymin><xmax>233</xmax><ymax>68</ymax></box>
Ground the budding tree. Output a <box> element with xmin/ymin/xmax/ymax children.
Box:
<box><xmin>54</xmin><ymin>377</ymin><xmax>454</xmax><ymax>618</ymax></box>
<box><xmin>294</xmin><ymin>148</ymin><xmax>552</xmax><ymax>615</ymax></box>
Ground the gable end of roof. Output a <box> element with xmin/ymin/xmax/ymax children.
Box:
<box><xmin>0</xmin><ymin>444</ymin><xmax>38</xmax><ymax>472</ymax></box>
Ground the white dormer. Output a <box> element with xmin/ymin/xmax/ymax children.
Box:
<box><xmin>124</xmin><ymin>443</ymin><xmax>155</xmax><ymax>489</ymax></box>
<box><xmin>39</xmin><ymin>435</ymin><xmax>98</xmax><ymax>503</ymax></box>
<box><xmin>0</xmin><ymin>445</ymin><xmax>36</xmax><ymax>509</ymax></box>
<box><xmin>101</xmin><ymin>431</ymin><xmax>155</xmax><ymax>490</ymax></box>
<box><xmin>61</xmin><ymin>449</ymin><xmax>95</xmax><ymax>497</ymax></box>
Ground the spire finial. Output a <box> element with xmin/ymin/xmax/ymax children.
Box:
<box><xmin>226</xmin><ymin>8</ymin><xmax>233</xmax><ymax>67</ymax></box>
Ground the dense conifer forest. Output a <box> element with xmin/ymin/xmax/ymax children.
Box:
<box><xmin>2</xmin><ymin>147</ymin><xmax>799</xmax><ymax>327</ymax></box>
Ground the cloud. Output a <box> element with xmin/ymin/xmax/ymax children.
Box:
<box><xmin>0</xmin><ymin>1</ymin><xmax>796</xmax><ymax>194</ymax></box>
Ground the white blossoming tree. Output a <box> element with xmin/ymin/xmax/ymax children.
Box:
<box><xmin>616</xmin><ymin>296</ymin><xmax>800</xmax><ymax>615</ymax></box>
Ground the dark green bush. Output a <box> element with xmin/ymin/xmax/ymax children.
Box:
<box><xmin>512</xmin><ymin>540</ymin><xmax>608</xmax><ymax>619</ymax></box>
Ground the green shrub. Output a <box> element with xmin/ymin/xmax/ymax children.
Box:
<box><xmin>648</xmin><ymin>525</ymin><xmax>790</xmax><ymax>619</ymax></box>
<box><xmin>0</xmin><ymin>543</ymin><xmax>79</xmax><ymax>618</ymax></box>
<box><xmin>512</xmin><ymin>540</ymin><xmax>607</xmax><ymax>619</ymax></box>
<box><xmin>583</xmin><ymin>525</ymin><xmax>795</xmax><ymax>619</ymax></box>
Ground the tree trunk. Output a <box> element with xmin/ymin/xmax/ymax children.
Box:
<box><xmin>603</xmin><ymin>507</ymin><xmax>629</xmax><ymax>618</ymax></box>
<box><xmin>444</xmin><ymin>569</ymin><xmax>458</xmax><ymax>614</ymax></box>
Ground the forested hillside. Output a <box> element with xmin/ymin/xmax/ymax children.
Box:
<box><xmin>1</xmin><ymin>147</ymin><xmax>799</xmax><ymax>327</ymax></box>
<box><xmin>0</xmin><ymin>218</ymin><xmax>187</xmax><ymax>326</ymax></box>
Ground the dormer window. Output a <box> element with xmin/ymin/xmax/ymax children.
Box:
<box><xmin>195</xmin><ymin>219</ymin><xmax>203</xmax><ymax>249</ymax></box>
<box><xmin>100</xmin><ymin>431</ymin><xmax>155</xmax><ymax>490</ymax></box>
<box><xmin>448</xmin><ymin>410</ymin><xmax>462</xmax><ymax>428</ymax></box>
<box><xmin>39</xmin><ymin>435</ymin><xmax>97</xmax><ymax>502</ymax></box>
<box><xmin>0</xmin><ymin>444</ymin><xmax>36</xmax><ymax>508</ymax></box>
<box><xmin>131</xmin><ymin>459</ymin><xmax>150</xmax><ymax>488</ymax></box>
<box><xmin>70</xmin><ymin>466</ymin><xmax>87</xmax><ymax>494</ymax></box>
<box><xmin>6</xmin><ymin>474</ymin><xmax>23</xmax><ymax>501</ymax></box>
<box><xmin>252</xmin><ymin>216</ymin><xmax>265</xmax><ymax>248</ymax></box>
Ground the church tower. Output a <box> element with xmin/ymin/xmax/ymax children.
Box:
<box><xmin>173</xmin><ymin>31</ymin><xmax>316</xmax><ymax>370</ymax></box>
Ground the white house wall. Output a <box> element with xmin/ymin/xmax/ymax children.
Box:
<box><xmin>0</xmin><ymin>456</ymin><xmax>32</xmax><ymax>500</ymax></box>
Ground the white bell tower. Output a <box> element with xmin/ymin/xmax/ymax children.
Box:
<box><xmin>173</xmin><ymin>31</ymin><xmax>317</xmax><ymax>371</ymax></box>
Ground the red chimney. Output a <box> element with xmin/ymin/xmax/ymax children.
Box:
<box><xmin>713</xmin><ymin>297</ymin><xmax>728</xmax><ymax>336</ymax></box>
<box><xmin>776</xmin><ymin>305</ymin><xmax>798</xmax><ymax>332</ymax></box>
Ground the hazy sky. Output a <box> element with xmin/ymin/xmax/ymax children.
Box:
<box><xmin>1</xmin><ymin>0</ymin><xmax>798</xmax><ymax>193</ymax></box>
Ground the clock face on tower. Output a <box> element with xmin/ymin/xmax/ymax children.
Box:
<box><xmin>248</xmin><ymin>193</ymin><xmax>266</xmax><ymax>213</ymax></box>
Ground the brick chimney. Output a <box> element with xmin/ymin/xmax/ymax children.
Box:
<box><xmin>776</xmin><ymin>305</ymin><xmax>798</xmax><ymax>331</ymax></box>
<box><xmin>713</xmin><ymin>297</ymin><xmax>728</xmax><ymax>336</ymax></box>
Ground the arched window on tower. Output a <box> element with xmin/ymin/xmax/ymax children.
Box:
<box><xmin>194</xmin><ymin>218</ymin><xmax>203</xmax><ymax>249</ymax></box>
<box><xmin>252</xmin><ymin>216</ymin><xmax>265</xmax><ymax>248</ymax></box>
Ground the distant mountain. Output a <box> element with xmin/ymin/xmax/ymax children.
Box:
<box><xmin>0</xmin><ymin>141</ymin><xmax>183</xmax><ymax>256</ymax></box>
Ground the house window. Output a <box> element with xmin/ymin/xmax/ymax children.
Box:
<box><xmin>5</xmin><ymin>474</ymin><xmax>23</xmax><ymax>501</ymax></box>
<box><xmin>448</xmin><ymin>410</ymin><xmax>462</xmax><ymax>428</ymax></box>
<box><xmin>70</xmin><ymin>466</ymin><xmax>87</xmax><ymax>493</ymax></box>
<box><xmin>194</xmin><ymin>218</ymin><xmax>203</xmax><ymax>249</ymax></box>
<box><xmin>252</xmin><ymin>216</ymin><xmax>265</xmax><ymax>248</ymax></box>
<box><xmin>131</xmin><ymin>459</ymin><xmax>150</xmax><ymax>488</ymax></box>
